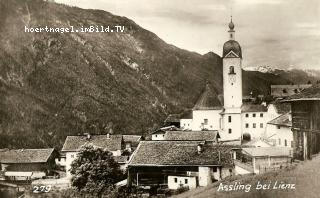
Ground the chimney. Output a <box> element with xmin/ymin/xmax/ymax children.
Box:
<box><xmin>107</xmin><ymin>133</ymin><xmax>110</xmax><ymax>139</ymax></box>
<box><xmin>197</xmin><ymin>144</ymin><xmax>203</xmax><ymax>154</ymax></box>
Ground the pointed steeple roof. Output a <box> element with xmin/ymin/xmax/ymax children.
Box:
<box><xmin>193</xmin><ymin>83</ymin><xmax>223</xmax><ymax>110</ymax></box>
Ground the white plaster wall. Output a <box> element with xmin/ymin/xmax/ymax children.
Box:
<box><xmin>241</xmin><ymin>112</ymin><xmax>269</xmax><ymax>139</ymax></box>
<box><xmin>180</xmin><ymin>119</ymin><xmax>193</xmax><ymax>130</ymax></box>
<box><xmin>223</xmin><ymin>57</ymin><xmax>242</xmax><ymax>108</ymax></box>
<box><xmin>151</xmin><ymin>134</ymin><xmax>165</xmax><ymax>140</ymax></box>
<box><xmin>221</xmin><ymin>113</ymin><xmax>242</xmax><ymax>141</ymax></box>
<box><xmin>168</xmin><ymin>176</ymin><xmax>197</xmax><ymax>190</ymax></box>
<box><xmin>198</xmin><ymin>167</ymin><xmax>212</xmax><ymax>187</ymax></box>
<box><xmin>266</xmin><ymin>124</ymin><xmax>293</xmax><ymax>147</ymax></box>
<box><xmin>65</xmin><ymin>151</ymin><xmax>78</xmax><ymax>178</ymax></box>
<box><xmin>191</xmin><ymin>110</ymin><xmax>222</xmax><ymax>131</ymax></box>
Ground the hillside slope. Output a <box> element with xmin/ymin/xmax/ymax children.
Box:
<box><xmin>0</xmin><ymin>0</ymin><xmax>316</xmax><ymax>149</ymax></box>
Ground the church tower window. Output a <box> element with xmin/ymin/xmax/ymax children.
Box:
<box><xmin>229</xmin><ymin>66</ymin><xmax>235</xmax><ymax>74</ymax></box>
<box><xmin>228</xmin><ymin>116</ymin><xmax>232</xmax><ymax>123</ymax></box>
<box><xmin>228</xmin><ymin>129</ymin><xmax>232</xmax><ymax>134</ymax></box>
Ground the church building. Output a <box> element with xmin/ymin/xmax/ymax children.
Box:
<box><xmin>180</xmin><ymin>18</ymin><xmax>278</xmax><ymax>142</ymax></box>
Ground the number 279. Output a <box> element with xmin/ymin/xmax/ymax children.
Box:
<box><xmin>33</xmin><ymin>185</ymin><xmax>51</xmax><ymax>193</ymax></box>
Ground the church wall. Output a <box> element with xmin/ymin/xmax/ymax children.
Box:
<box><xmin>221</xmin><ymin>113</ymin><xmax>242</xmax><ymax>141</ymax></box>
<box><xmin>191</xmin><ymin>110</ymin><xmax>222</xmax><ymax>131</ymax></box>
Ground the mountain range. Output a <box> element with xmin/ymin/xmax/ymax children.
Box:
<box><xmin>0</xmin><ymin>0</ymin><xmax>319</xmax><ymax>149</ymax></box>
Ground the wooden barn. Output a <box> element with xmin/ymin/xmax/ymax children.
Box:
<box><xmin>283</xmin><ymin>85</ymin><xmax>320</xmax><ymax>160</ymax></box>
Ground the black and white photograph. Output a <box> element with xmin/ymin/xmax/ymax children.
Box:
<box><xmin>0</xmin><ymin>0</ymin><xmax>320</xmax><ymax>197</ymax></box>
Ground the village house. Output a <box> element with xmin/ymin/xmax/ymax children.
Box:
<box><xmin>0</xmin><ymin>148</ymin><xmax>58</xmax><ymax>181</ymax></box>
<box><xmin>283</xmin><ymin>85</ymin><xmax>320</xmax><ymax>160</ymax></box>
<box><xmin>271</xmin><ymin>84</ymin><xmax>312</xmax><ymax>98</ymax></box>
<box><xmin>266</xmin><ymin>113</ymin><xmax>293</xmax><ymax>147</ymax></box>
<box><xmin>151</xmin><ymin>126</ymin><xmax>178</xmax><ymax>141</ymax></box>
<box><xmin>127</xmin><ymin>141</ymin><xmax>236</xmax><ymax>190</ymax></box>
<box><xmin>61</xmin><ymin>134</ymin><xmax>124</xmax><ymax>177</ymax></box>
<box><xmin>234</xmin><ymin>147</ymin><xmax>293</xmax><ymax>175</ymax></box>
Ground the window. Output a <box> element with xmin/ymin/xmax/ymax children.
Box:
<box><xmin>260</xmin><ymin>113</ymin><xmax>263</xmax><ymax>117</ymax></box>
<box><xmin>279</xmin><ymin>139</ymin><xmax>281</xmax><ymax>145</ymax></box>
<box><xmin>294</xmin><ymin>89</ymin><xmax>298</xmax><ymax>94</ymax></box>
<box><xmin>185</xmin><ymin>179</ymin><xmax>188</xmax><ymax>184</ymax></box>
<box><xmin>155</xmin><ymin>135</ymin><xmax>158</xmax><ymax>138</ymax></box>
<box><xmin>245</xmin><ymin>123</ymin><xmax>249</xmax><ymax>128</ymax></box>
<box><xmin>253</xmin><ymin>113</ymin><xmax>256</xmax><ymax>118</ymax></box>
<box><xmin>260</xmin><ymin>123</ymin><xmax>263</xmax><ymax>128</ymax></box>
<box><xmin>212</xmin><ymin>167</ymin><xmax>217</xmax><ymax>172</ymax></box>
<box><xmin>277</xmin><ymin>125</ymin><xmax>281</xmax><ymax>129</ymax></box>
<box><xmin>228</xmin><ymin>129</ymin><xmax>232</xmax><ymax>134</ymax></box>
<box><xmin>204</xmin><ymin>119</ymin><xmax>208</xmax><ymax>125</ymax></box>
<box><xmin>253</xmin><ymin>123</ymin><xmax>256</xmax><ymax>128</ymax></box>
<box><xmin>229</xmin><ymin>66</ymin><xmax>235</xmax><ymax>74</ymax></box>
<box><xmin>174</xmin><ymin>178</ymin><xmax>178</xmax><ymax>183</ymax></box>
<box><xmin>228</xmin><ymin>116</ymin><xmax>232</xmax><ymax>123</ymax></box>
<box><xmin>285</xmin><ymin>139</ymin><xmax>287</xmax><ymax>147</ymax></box>
<box><xmin>283</xmin><ymin>89</ymin><xmax>287</xmax><ymax>93</ymax></box>
<box><xmin>291</xmin><ymin>141</ymin><xmax>294</xmax><ymax>148</ymax></box>
<box><xmin>245</xmin><ymin>114</ymin><xmax>249</xmax><ymax>118</ymax></box>
<box><xmin>71</xmin><ymin>154</ymin><xmax>74</xmax><ymax>158</ymax></box>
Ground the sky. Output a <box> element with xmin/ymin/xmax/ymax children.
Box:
<box><xmin>56</xmin><ymin>0</ymin><xmax>320</xmax><ymax>70</ymax></box>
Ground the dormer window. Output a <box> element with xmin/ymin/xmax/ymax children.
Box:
<box><xmin>229</xmin><ymin>66</ymin><xmax>235</xmax><ymax>74</ymax></box>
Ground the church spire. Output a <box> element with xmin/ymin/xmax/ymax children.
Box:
<box><xmin>228</xmin><ymin>16</ymin><xmax>235</xmax><ymax>40</ymax></box>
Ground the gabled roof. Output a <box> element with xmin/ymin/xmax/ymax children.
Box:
<box><xmin>180</xmin><ymin>110</ymin><xmax>193</xmax><ymax>119</ymax></box>
<box><xmin>282</xmin><ymin>84</ymin><xmax>320</xmax><ymax>102</ymax></box>
<box><xmin>242</xmin><ymin>147</ymin><xmax>292</xmax><ymax>157</ymax></box>
<box><xmin>241</xmin><ymin>104</ymin><xmax>267</xmax><ymax>112</ymax></box>
<box><xmin>123</xmin><ymin>135</ymin><xmax>142</xmax><ymax>143</ymax></box>
<box><xmin>164</xmin><ymin>131</ymin><xmax>219</xmax><ymax>141</ymax></box>
<box><xmin>129</xmin><ymin>141</ymin><xmax>236</xmax><ymax>167</ymax></box>
<box><xmin>268</xmin><ymin>113</ymin><xmax>292</xmax><ymax>127</ymax></box>
<box><xmin>193</xmin><ymin>84</ymin><xmax>223</xmax><ymax>110</ymax></box>
<box><xmin>164</xmin><ymin>114</ymin><xmax>180</xmax><ymax>123</ymax></box>
<box><xmin>61</xmin><ymin>135</ymin><xmax>123</xmax><ymax>152</ymax></box>
<box><xmin>0</xmin><ymin>148</ymin><xmax>55</xmax><ymax>164</ymax></box>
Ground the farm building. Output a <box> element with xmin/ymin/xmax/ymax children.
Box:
<box><xmin>0</xmin><ymin>148</ymin><xmax>58</xmax><ymax>181</ymax></box>
<box><xmin>283</xmin><ymin>85</ymin><xmax>320</xmax><ymax>160</ymax></box>
<box><xmin>127</xmin><ymin>141</ymin><xmax>237</xmax><ymax>190</ymax></box>
<box><xmin>234</xmin><ymin>147</ymin><xmax>293</xmax><ymax>175</ymax></box>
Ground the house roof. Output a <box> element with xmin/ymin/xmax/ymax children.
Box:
<box><xmin>193</xmin><ymin>84</ymin><xmax>223</xmax><ymax>110</ymax></box>
<box><xmin>268</xmin><ymin>113</ymin><xmax>292</xmax><ymax>127</ymax></box>
<box><xmin>282</xmin><ymin>84</ymin><xmax>320</xmax><ymax>101</ymax></box>
<box><xmin>180</xmin><ymin>110</ymin><xmax>193</xmax><ymax>119</ymax></box>
<box><xmin>129</xmin><ymin>141</ymin><xmax>236</xmax><ymax>167</ymax></box>
<box><xmin>61</xmin><ymin>135</ymin><xmax>123</xmax><ymax>152</ymax></box>
<box><xmin>164</xmin><ymin>131</ymin><xmax>219</xmax><ymax>141</ymax></box>
<box><xmin>123</xmin><ymin>135</ymin><xmax>142</xmax><ymax>143</ymax></box>
<box><xmin>243</xmin><ymin>139</ymin><xmax>273</xmax><ymax>147</ymax></box>
<box><xmin>271</xmin><ymin>84</ymin><xmax>312</xmax><ymax>98</ymax></box>
<box><xmin>241</xmin><ymin>104</ymin><xmax>267</xmax><ymax>112</ymax></box>
<box><xmin>164</xmin><ymin>114</ymin><xmax>180</xmax><ymax>123</ymax></box>
<box><xmin>242</xmin><ymin>147</ymin><xmax>292</xmax><ymax>157</ymax></box>
<box><xmin>0</xmin><ymin>148</ymin><xmax>55</xmax><ymax>164</ymax></box>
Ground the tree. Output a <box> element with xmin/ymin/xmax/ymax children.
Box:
<box><xmin>70</xmin><ymin>144</ymin><xmax>124</xmax><ymax>196</ymax></box>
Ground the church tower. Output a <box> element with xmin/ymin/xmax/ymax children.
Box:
<box><xmin>221</xmin><ymin>17</ymin><xmax>243</xmax><ymax>141</ymax></box>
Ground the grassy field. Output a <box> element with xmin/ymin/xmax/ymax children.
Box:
<box><xmin>173</xmin><ymin>155</ymin><xmax>320</xmax><ymax>198</ymax></box>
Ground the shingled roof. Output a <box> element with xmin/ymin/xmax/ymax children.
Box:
<box><xmin>129</xmin><ymin>141</ymin><xmax>235</xmax><ymax>167</ymax></box>
<box><xmin>268</xmin><ymin>113</ymin><xmax>292</xmax><ymax>127</ymax></box>
<box><xmin>193</xmin><ymin>84</ymin><xmax>223</xmax><ymax>110</ymax></box>
<box><xmin>164</xmin><ymin>131</ymin><xmax>219</xmax><ymax>141</ymax></box>
<box><xmin>282</xmin><ymin>84</ymin><xmax>320</xmax><ymax>101</ymax></box>
<box><xmin>61</xmin><ymin>135</ymin><xmax>123</xmax><ymax>152</ymax></box>
<box><xmin>0</xmin><ymin>148</ymin><xmax>55</xmax><ymax>164</ymax></box>
<box><xmin>241</xmin><ymin>104</ymin><xmax>267</xmax><ymax>112</ymax></box>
